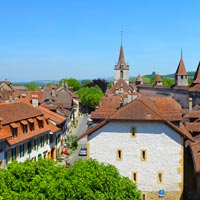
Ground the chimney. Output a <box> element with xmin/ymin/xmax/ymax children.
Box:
<box><xmin>51</xmin><ymin>88</ymin><xmax>56</xmax><ymax>97</ymax></box>
<box><xmin>32</xmin><ymin>95</ymin><xmax>39</xmax><ymax>107</ymax></box>
<box><xmin>189</xmin><ymin>98</ymin><xmax>192</xmax><ymax>112</ymax></box>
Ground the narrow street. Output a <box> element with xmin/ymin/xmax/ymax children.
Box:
<box><xmin>66</xmin><ymin>114</ymin><xmax>88</xmax><ymax>165</ymax></box>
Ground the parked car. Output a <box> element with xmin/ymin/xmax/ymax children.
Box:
<box><xmin>79</xmin><ymin>147</ymin><xmax>87</xmax><ymax>156</ymax></box>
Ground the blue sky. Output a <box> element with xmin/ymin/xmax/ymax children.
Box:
<box><xmin>0</xmin><ymin>0</ymin><xmax>200</xmax><ymax>82</ymax></box>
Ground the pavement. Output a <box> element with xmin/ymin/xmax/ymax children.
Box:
<box><xmin>58</xmin><ymin>114</ymin><xmax>88</xmax><ymax>167</ymax></box>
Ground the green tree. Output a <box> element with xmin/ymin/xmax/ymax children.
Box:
<box><xmin>76</xmin><ymin>86</ymin><xmax>104</xmax><ymax>112</ymax></box>
<box><xmin>27</xmin><ymin>82</ymin><xmax>37</xmax><ymax>91</ymax></box>
<box><xmin>0</xmin><ymin>159</ymin><xmax>142</xmax><ymax>200</ymax></box>
<box><xmin>59</xmin><ymin>78</ymin><xmax>82</xmax><ymax>91</ymax></box>
<box><xmin>86</xmin><ymin>79</ymin><xmax>108</xmax><ymax>93</ymax></box>
<box><xmin>66</xmin><ymin>159</ymin><xmax>142</xmax><ymax>200</ymax></box>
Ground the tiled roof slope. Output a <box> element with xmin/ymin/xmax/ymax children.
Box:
<box><xmin>190</xmin><ymin>135</ymin><xmax>200</xmax><ymax>172</ymax></box>
<box><xmin>114</xmin><ymin>45</ymin><xmax>129</xmax><ymax>70</ymax></box>
<box><xmin>37</xmin><ymin>106</ymin><xmax>66</xmax><ymax>124</ymax></box>
<box><xmin>111</xmin><ymin>98</ymin><xmax>163</xmax><ymax>121</ymax></box>
<box><xmin>79</xmin><ymin>97</ymin><xmax>193</xmax><ymax>141</ymax></box>
<box><xmin>106</xmin><ymin>78</ymin><xmax>132</xmax><ymax>96</ymax></box>
<box><xmin>91</xmin><ymin>96</ymin><xmax>122</xmax><ymax>119</ymax></box>
<box><xmin>0</xmin><ymin>102</ymin><xmax>43</xmax><ymax>125</ymax></box>
<box><xmin>192</xmin><ymin>62</ymin><xmax>200</xmax><ymax>84</ymax></box>
<box><xmin>175</xmin><ymin>56</ymin><xmax>187</xmax><ymax>76</ymax></box>
<box><xmin>6</xmin><ymin>117</ymin><xmax>50</xmax><ymax>145</ymax></box>
<box><xmin>156</xmin><ymin>74</ymin><xmax>162</xmax><ymax>82</ymax></box>
<box><xmin>141</xmin><ymin>96</ymin><xmax>183</xmax><ymax>121</ymax></box>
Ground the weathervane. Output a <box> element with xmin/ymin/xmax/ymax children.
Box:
<box><xmin>121</xmin><ymin>30</ymin><xmax>123</xmax><ymax>45</ymax></box>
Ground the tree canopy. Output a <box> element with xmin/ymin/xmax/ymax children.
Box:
<box><xmin>0</xmin><ymin>159</ymin><xmax>141</xmax><ymax>200</ymax></box>
<box><xmin>59</xmin><ymin>78</ymin><xmax>82</xmax><ymax>91</ymax></box>
<box><xmin>86</xmin><ymin>79</ymin><xmax>108</xmax><ymax>93</ymax></box>
<box><xmin>76</xmin><ymin>86</ymin><xmax>104</xmax><ymax>112</ymax></box>
<box><xmin>27</xmin><ymin>82</ymin><xmax>38</xmax><ymax>91</ymax></box>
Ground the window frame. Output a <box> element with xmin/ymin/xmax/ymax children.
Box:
<box><xmin>116</xmin><ymin>148</ymin><xmax>123</xmax><ymax>161</ymax></box>
<box><xmin>157</xmin><ymin>171</ymin><xmax>163</xmax><ymax>184</ymax></box>
<box><xmin>130</xmin><ymin>126</ymin><xmax>137</xmax><ymax>138</ymax></box>
<box><xmin>132</xmin><ymin>171</ymin><xmax>138</xmax><ymax>183</ymax></box>
<box><xmin>140</xmin><ymin>149</ymin><xmax>147</xmax><ymax>162</ymax></box>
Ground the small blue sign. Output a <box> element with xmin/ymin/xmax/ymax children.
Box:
<box><xmin>159</xmin><ymin>190</ymin><xmax>165</xmax><ymax>197</ymax></box>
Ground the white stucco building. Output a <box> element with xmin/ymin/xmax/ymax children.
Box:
<box><xmin>80</xmin><ymin>97</ymin><xmax>193</xmax><ymax>200</ymax></box>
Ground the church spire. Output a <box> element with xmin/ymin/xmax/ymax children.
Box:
<box><xmin>193</xmin><ymin>61</ymin><xmax>200</xmax><ymax>84</ymax></box>
<box><xmin>175</xmin><ymin>50</ymin><xmax>188</xmax><ymax>86</ymax></box>
<box><xmin>114</xmin><ymin>36</ymin><xmax>130</xmax><ymax>85</ymax></box>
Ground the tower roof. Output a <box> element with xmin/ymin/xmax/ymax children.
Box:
<box><xmin>193</xmin><ymin>62</ymin><xmax>200</xmax><ymax>84</ymax></box>
<box><xmin>156</xmin><ymin>74</ymin><xmax>162</xmax><ymax>82</ymax></box>
<box><xmin>114</xmin><ymin>45</ymin><xmax>129</xmax><ymax>70</ymax></box>
<box><xmin>175</xmin><ymin>55</ymin><xmax>187</xmax><ymax>76</ymax></box>
<box><xmin>136</xmin><ymin>74</ymin><xmax>143</xmax><ymax>82</ymax></box>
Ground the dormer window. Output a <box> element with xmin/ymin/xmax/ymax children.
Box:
<box><xmin>28</xmin><ymin>119</ymin><xmax>35</xmax><ymax>132</ymax></box>
<box><xmin>10</xmin><ymin>123</ymin><xmax>18</xmax><ymax>137</ymax></box>
<box><xmin>21</xmin><ymin>120</ymin><xmax>28</xmax><ymax>134</ymax></box>
<box><xmin>37</xmin><ymin>116</ymin><xmax>44</xmax><ymax>129</ymax></box>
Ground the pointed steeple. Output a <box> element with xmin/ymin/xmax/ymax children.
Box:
<box><xmin>175</xmin><ymin>51</ymin><xmax>187</xmax><ymax>76</ymax></box>
<box><xmin>135</xmin><ymin>74</ymin><xmax>143</xmax><ymax>85</ymax></box>
<box><xmin>193</xmin><ymin>61</ymin><xmax>200</xmax><ymax>84</ymax></box>
<box><xmin>114</xmin><ymin>45</ymin><xmax>129</xmax><ymax>70</ymax></box>
<box><xmin>155</xmin><ymin>74</ymin><xmax>162</xmax><ymax>86</ymax></box>
<box><xmin>175</xmin><ymin>51</ymin><xmax>188</xmax><ymax>86</ymax></box>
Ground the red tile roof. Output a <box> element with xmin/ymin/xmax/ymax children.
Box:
<box><xmin>48</xmin><ymin>122</ymin><xmax>60</xmax><ymax>133</ymax></box>
<box><xmin>6</xmin><ymin>117</ymin><xmax>50</xmax><ymax>145</ymax></box>
<box><xmin>175</xmin><ymin>56</ymin><xmax>187</xmax><ymax>76</ymax></box>
<box><xmin>110</xmin><ymin>97</ymin><xmax>163</xmax><ymax>121</ymax></box>
<box><xmin>141</xmin><ymin>96</ymin><xmax>183</xmax><ymax>121</ymax></box>
<box><xmin>37</xmin><ymin>106</ymin><xmax>66</xmax><ymax>124</ymax></box>
<box><xmin>79</xmin><ymin>98</ymin><xmax>193</xmax><ymax>141</ymax></box>
<box><xmin>190</xmin><ymin>135</ymin><xmax>200</xmax><ymax>172</ymax></box>
<box><xmin>0</xmin><ymin>102</ymin><xmax>43</xmax><ymax>125</ymax></box>
<box><xmin>156</xmin><ymin>74</ymin><xmax>162</xmax><ymax>82</ymax></box>
<box><xmin>192</xmin><ymin>62</ymin><xmax>200</xmax><ymax>84</ymax></box>
<box><xmin>185</xmin><ymin>111</ymin><xmax>200</xmax><ymax>119</ymax></box>
<box><xmin>91</xmin><ymin>96</ymin><xmax>122</xmax><ymax>119</ymax></box>
<box><xmin>106</xmin><ymin>78</ymin><xmax>133</xmax><ymax>96</ymax></box>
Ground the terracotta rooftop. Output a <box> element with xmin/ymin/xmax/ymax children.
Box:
<box><xmin>185</xmin><ymin>110</ymin><xmax>200</xmax><ymax>119</ymax></box>
<box><xmin>6</xmin><ymin>116</ymin><xmax>50</xmax><ymax>145</ymax></box>
<box><xmin>37</xmin><ymin>105</ymin><xmax>66</xmax><ymax>124</ymax></box>
<box><xmin>141</xmin><ymin>96</ymin><xmax>183</xmax><ymax>121</ymax></box>
<box><xmin>190</xmin><ymin>135</ymin><xmax>200</xmax><ymax>173</ymax></box>
<box><xmin>91</xmin><ymin>96</ymin><xmax>122</xmax><ymax>119</ymax></box>
<box><xmin>155</xmin><ymin>74</ymin><xmax>162</xmax><ymax>82</ymax></box>
<box><xmin>175</xmin><ymin>56</ymin><xmax>187</xmax><ymax>76</ymax></box>
<box><xmin>28</xmin><ymin>91</ymin><xmax>43</xmax><ymax>102</ymax></box>
<box><xmin>106</xmin><ymin>78</ymin><xmax>133</xmax><ymax>96</ymax></box>
<box><xmin>79</xmin><ymin>98</ymin><xmax>193</xmax><ymax>141</ymax></box>
<box><xmin>110</xmin><ymin>97</ymin><xmax>163</xmax><ymax>121</ymax></box>
<box><xmin>192</xmin><ymin>62</ymin><xmax>200</xmax><ymax>84</ymax></box>
<box><xmin>114</xmin><ymin>45</ymin><xmax>129</xmax><ymax>70</ymax></box>
<box><xmin>0</xmin><ymin>102</ymin><xmax>43</xmax><ymax>125</ymax></box>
